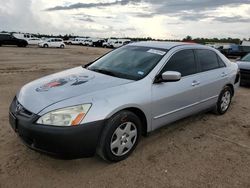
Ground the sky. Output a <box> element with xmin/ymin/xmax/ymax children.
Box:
<box><xmin>0</xmin><ymin>0</ymin><xmax>250</xmax><ymax>39</ymax></box>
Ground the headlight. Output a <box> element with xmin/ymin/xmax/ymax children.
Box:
<box><xmin>37</xmin><ymin>104</ymin><xmax>91</xmax><ymax>126</ymax></box>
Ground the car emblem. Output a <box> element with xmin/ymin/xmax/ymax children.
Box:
<box><xmin>15</xmin><ymin>103</ymin><xmax>23</xmax><ymax>114</ymax></box>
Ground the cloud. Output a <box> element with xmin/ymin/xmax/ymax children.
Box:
<box><xmin>145</xmin><ymin>0</ymin><xmax>250</xmax><ymax>13</ymax></box>
<box><xmin>214</xmin><ymin>15</ymin><xmax>250</xmax><ymax>23</ymax></box>
<box><xmin>134</xmin><ymin>12</ymin><xmax>156</xmax><ymax>18</ymax></box>
<box><xmin>78</xmin><ymin>17</ymin><xmax>95</xmax><ymax>22</ymax></box>
<box><xmin>1</xmin><ymin>0</ymin><xmax>250</xmax><ymax>39</ymax></box>
<box><xmin>134</xmin><ymin>0</ymin><xmax>250</xmax><ymax>22</ymax></box>
<box><xmin>46</xmin><ymin>0</ymin><xmax>141</xmax><ymax>11</ymax></box>
<box><xmin>46</xmin><ymin>0</ymin><xmax>250</xmax><ymax>23</ymax></box>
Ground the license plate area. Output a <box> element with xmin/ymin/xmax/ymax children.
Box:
<box><xmin>9</xmin><ymin>112</ymin><xmax>18</xmax><ymax>132</ymax></box>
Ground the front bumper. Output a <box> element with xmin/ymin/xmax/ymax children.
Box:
<box><xmin>9</xmin><ymin>98</ymin><xmax>105</xmax><ymax>158</ymax></box>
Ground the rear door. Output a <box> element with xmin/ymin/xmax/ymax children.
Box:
<box><xmin>151</xmin><ymin>49</ymin><xmax>201</xmax><ymax>130</ymax></box>
<box><xmin>195</xmin><ymin>49</ymin><xmax>228</xmax><ymax>107</ymax></box>
<box><xmin>55</xmin><ymin>39</ymin><xmax>62</xmax><ymax>47</ymax></box>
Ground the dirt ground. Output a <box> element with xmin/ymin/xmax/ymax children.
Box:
<box><xmin>0</xmin><ymin>45</ymin><xmax>250</xmax><ymax>188</ymax></box>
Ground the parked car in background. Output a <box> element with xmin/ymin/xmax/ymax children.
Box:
<box><xmin>84</xmin><ymin>39</ymin><xmax>93</xmax><ymax>46</ymax></box>
<box><xmin>38</xmin><ymin>38</ymin><xmax>65</xmax><ymax>48</ymax></box>
<box><xmin>103</xmin><ymin>39</ymin><xmax>118</xmax><ymax>48</ymax></box>
<box><xmin>26</xmin><ymin>38</ymin><xmax>43</xmax><ymax>45</ymax></box>
<box><xmin>92</xmin><ymin>39</ymin><xmax>105</xmax><ymax>47</ymax></box>
<box><xmin>9</xmin><ymin>42</ymin><xmax>239</xmax><ymax>162</ymax></box>
<box><xmin>111</xmin><ymin>39</ymin><xmax>131</xmax><ymax>48</ymax></box>
<box><xmin>236</xmin><ymin>53</ymin><xmax>250</xmax><ymax>85</ymax></box>
<box><xmin>0</xmin><ymin>33</ymin><xmax>28</xmax><ymax>47</ymax></box>
<box><xmin>220</xmin><ymin>43</ymin><xmax>250</xmax><ymax>58</ymax></box>
<box><xmin>64</xmin><ymin>38</ymin><xmax>75</xmax><ymax>45</ymax></box>
<box><xmin>69</xmin><ymin>38</ymin><xmax>88</xmax><ymax>45</ymax></box>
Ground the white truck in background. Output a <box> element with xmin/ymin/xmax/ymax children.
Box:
<box><xmin>103</xmin><ymin>39</ymin><xmax>118</xmax><ymax>48</ymax></box>
<box><xmin>69</xmin><ymin>38</ymin><xmax>89</xmax><ymax>45</ymax></box>
<box><xmin>13</xmin><ymin>33</ymin><xmax>42</xmax><ymax>45</ymax></box>
<box><xmin>111</xmin><ymin>39</ymin><xmax>131</xmax><ymax>48</ymax></box>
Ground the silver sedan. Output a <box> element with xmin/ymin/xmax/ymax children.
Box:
<box><xmin>9</xmin><ymin>41</ymin><xmax>239</xmax><ymax>162</ymax></box>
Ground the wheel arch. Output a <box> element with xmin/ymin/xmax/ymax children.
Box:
<box><xmin>225</xmin><ymin>83</ymin><xmax>234</xmax><ymax>96</ymax></box>
<box><xmin>107</xmin><ymin>106</ymin><xmax>148</xmax><ymax>136</ymax></box>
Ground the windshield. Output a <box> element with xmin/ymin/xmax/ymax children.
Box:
<box><xmin>87</xmin><ymin>46</ymin><xmax>167</xmax><ymax>80</ymax></box>
<box><xmin>241</xmin><ymin>53</ymin><xmax>250</xmax><ymax>62</ymax></box>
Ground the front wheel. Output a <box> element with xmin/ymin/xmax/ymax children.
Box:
<box><xmin>60</xmin><ymin>44</ymin><xmax>65</xmax><ymax>48</ymax></box>
<box><xmin>43</xmin><ymin>44</ymin><xmax>48</xmax><ymax>48</ymax></box>
<box><xmin>214</xmin><ymin>86</ymin><xmax>232</xmax><ymax>115</ymax></box>
<box><xmin>97</xmin><ymin>111</ymin><xmax>141</xmax><ymax>162</ymax></box>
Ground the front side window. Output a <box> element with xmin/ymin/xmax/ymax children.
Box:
<box><xmin>161</xmin><ymin>49</ymin><xmax>197</xmax><ymax>77</ymax></box>
<box><xmin>196</xmin><ymin>49</ymin><xmax>219</xmax><ymax>72</ymax></box>
<box><xmin>88</xmin><ymin>46</ymin><xmax>168</xmax><ymax>80</ymax></box>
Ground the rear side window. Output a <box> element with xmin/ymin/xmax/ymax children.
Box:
<box><xmin>196</xmin><ymin>49</ymin><xmax>220</xmax><ymax>71</ymax></box>
<box><xmin>217</xmin><ymin>56</ymin><xmax>226</xmax><ymax>67</ymax></box>
<box><xmin>161</xmin><ymin>49</ymin><xmax>197</xmax><ymax>77</ymax></box>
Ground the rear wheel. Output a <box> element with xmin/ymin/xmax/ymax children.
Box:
<box><xmin>214</xmin><ymin>86</ymin><xmax>232</xmax><ymax>115</ymax></box>
<box><xmin>17</xmin><ymin>42</ymin><xmax>27</xmax><ymax>47</ymax></box>
<box><xmin>97</xmin><ymin>111</ymin><xmax>141</xmax><ymax>162</ymax></box>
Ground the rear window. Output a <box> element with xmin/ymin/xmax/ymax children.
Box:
<box><xmin>217</xmin><ymin>56</ymin><xmax>226</xmax><ymax>67</ymax></box>
<box><xmin>196</xmin><ymin>49</ymin><xmax>220</xmax><ymax>72</ymax></box>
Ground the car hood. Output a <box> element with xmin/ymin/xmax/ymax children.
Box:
<box><xmin>236</xmin><ymin>61</ymin><xmax>250</xmax><ymax>70</ymax></box>
<box><xmin>17</xmin><ymin>66</ymin><xmax>133</xmax><ymax>114</ymax></box>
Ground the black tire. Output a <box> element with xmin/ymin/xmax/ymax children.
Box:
<box><xmin>43</xmin><ymin>44</ymin><xmax>48</xmax><ymax>48</ymax></box>
<box><xmin>97</xmin><ymin>110</ymin><xmax>142</xmax><ymax>162</ymax></box>
<box><xmin>214</xmin><ymin>86</ymin><xmax>232</xmax><ymax>115</ymax></box>
<box><xmin>60</xmin><ymin>44</ymin><xmax>65</xmax><ymax>48</ymax></box>
<box><xmin>17</xmin><ymin>43</ymin><xmax>25</xmax><ymax>47</ymax></box>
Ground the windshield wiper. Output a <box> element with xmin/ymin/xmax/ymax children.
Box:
<box><xmin>89</xmin><ymin>68</ymin><xmax>117</xmax><ymax>77</ymax></box>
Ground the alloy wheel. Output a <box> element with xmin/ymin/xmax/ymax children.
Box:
<box><xmin>110</xmin><ymin>122</ymin><xmax>137</xmax><ymax>156</ymax></box>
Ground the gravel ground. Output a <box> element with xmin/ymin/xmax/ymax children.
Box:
<box><xmin>0</xmin><ymin>45</ymin><xmax>249</xmax><ymax>188</ymax></box>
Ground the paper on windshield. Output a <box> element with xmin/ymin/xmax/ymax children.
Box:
<box><xmin>147</xmin><ymin>49</ymin><xmax>166</xmax><ymax>56</ymax></box>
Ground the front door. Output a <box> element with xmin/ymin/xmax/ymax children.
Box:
<box><xmin>151</xmin><ymin>49</ymin><xmax>201</xmax><ymax>130</ymax></box>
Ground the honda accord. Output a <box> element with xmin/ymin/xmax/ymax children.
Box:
<box><xmin>9</xmin><ymin>41</ymin><xmax>239</xmax><ymax>162</ymax></box>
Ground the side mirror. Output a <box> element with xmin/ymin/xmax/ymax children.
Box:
<box><xmin>154</xmin><ymin>71</ymin><xmax>181</xmax><ymax>83</ymax></box>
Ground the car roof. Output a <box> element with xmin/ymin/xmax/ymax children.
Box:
<box><xmin>128</xmin><ymin>41</ymin><xmax>200</xmax><ymax>50</ymax></box>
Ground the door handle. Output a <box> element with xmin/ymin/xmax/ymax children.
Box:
<box><xmin>221</xmin><ymin>72</ymin><xmax>227</xmax><ymax>77</ymax></box>
<box><xmin>192</xmin><ymin>80</ymin><xmax>200</xmax><ymax>86</ymax></box>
